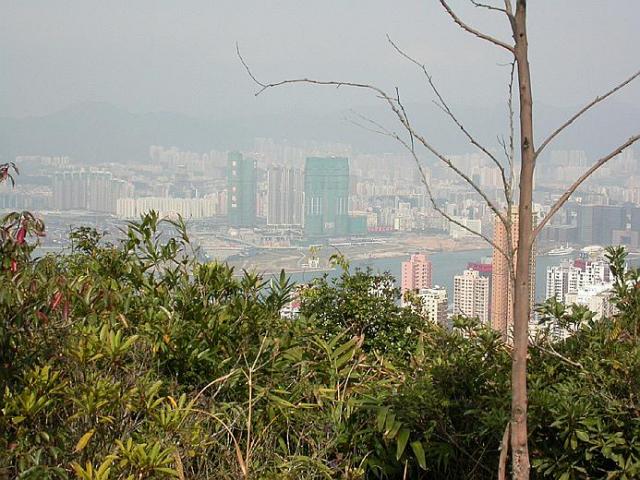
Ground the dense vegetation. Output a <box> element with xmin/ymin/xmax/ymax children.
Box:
<box><xmin>1</xmin><ymin>203</ymin><xmax>640</xmax><ymax>478</ymax></box>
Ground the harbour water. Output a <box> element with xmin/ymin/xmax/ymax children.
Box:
<box><xmin>279</xmin><ymin>250</ymin><xmax>617</xmax><ymax>303</ymax></box>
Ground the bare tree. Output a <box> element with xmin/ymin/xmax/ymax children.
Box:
<box><xmin>238</xmin><ymin>1</ymin><xmax>639</xmax><ymax>478</ymax></box>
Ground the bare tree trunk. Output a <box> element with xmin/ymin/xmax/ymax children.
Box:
<box><xmin>237</xmin><ymin>5</ymin><xmax>639</xmax><ymax>477</ymax></box>
<box><xmin>511</xmin><ymin>1</ymin><xmax>533</xmax><ymax>478</ymax></box>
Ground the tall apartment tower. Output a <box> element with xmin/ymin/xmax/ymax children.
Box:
<box><xmin>267</xmin><ymin>165</ymin><xmax>304</xmax><ymax>226</ymax></box>
<box><xmin>52</xmin><ymin>170</ymin><xmax>132</xmax><ymax>213</ymax></box>
<box><xmin>454</xmin><ymin>269</ymin><xmax>489</xmax><ymax>324</ymax></box>
<box><xmin>227</xmin><ymin>152</ymin><xmax>257</xmax><ymax>227</ymax></box>
<box><xmin>303</xmin><ymin>157</ymin><xmax>349</xmax><ymax>238</ymax></box>
<box><xmin>418</xmin><ymin>287</ymin><xmax>448</xmax><ymax>326</ymax></box>
<box><xmin>576</xmin><ymin>204</ymin><xmax>626</xmax><ymax>246</ymax></box>
<box><xmin>490</xmin><ymin>212</ymin><xmax>536</xmax><ymax>339</ymax></box>
<box><xmin>546</xmin><ymin>261</ymin><xmax>581</xmax><ymax>302</ymax></box>
<box><xmin>401</xmin><ymin>253</ymin><xmax>433</xmax><ymax>296</ymax></box>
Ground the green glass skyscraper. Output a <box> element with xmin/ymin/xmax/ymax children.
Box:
<box><xmin>227</xmin><ymin>151</ymin><xmax>257</xmax><ymax>227</ymax></box>
<box><xmin>304</xmin><ymin>156</ymin><xmax>349</xmax><ymax>238</ymax></box>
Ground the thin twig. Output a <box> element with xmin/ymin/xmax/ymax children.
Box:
<box><xmin>503</xmin><ymin>0</ymin><xmax>513</xmax><ymax>16</ymax></box>
<box><xmin>533</xmin><ymin>134</ymin><xmax>640</xmax><ymax>238</ymax></box>
<box><xmin>386</xmin><ymin>34</ymin><xmax>511</xmax><ymax>205</ymax></box>
<box><xmin>530</xmin><ymin>342</ymin><xmax>584</xmax><ymax>369</ymax></box>
<box><xmin>236</xmin><ymin>43</ymin><xmax>510</xmax><ymax>229</ymax></box>
<box><xmin>535</xmin><ymin>70</ymin><xmax>640</xmax><ymax>160</ymax></box>
<box><xmin>498</xmin><ymin>422</ymin><xmax>510</xmax><ymax>480</ymax></box>
<box><xmin>506</xmin><ymin>59</ymin><xmax>516</xmax><ymax>202</ymax></box>
<box><xmin>439</xmin><ymin>0</ymin><xmax>514</xmax><ymax>52</ymax></box>
<box><xmin>470</xmin><ymin>0</ymin><xmax>508</xmax><ymax>15</ymax></box>
<box><xmin>349</xmin><ymin>110</ymin><xmax>510</xmax><ymax>259</ymax></box>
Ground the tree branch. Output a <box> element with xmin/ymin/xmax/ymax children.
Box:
<box><xmin>469</xmin><ymin>0</ymin><xmax>509</xmax><ymax>15</ymax></box>
<box><xmin>498</xmin><ymin>422</ymin><xmax>510</xmax><ymax>480</ymax></box>
<box><xmin>393</xmin><ymin>94</ymin><xmax>510</xmax><ymax>230</ymax></box>
<box><xmin>530</xmin><ymin>340</ymin><xmax>584</xmax><ymax>370</ymax></box>
<box><xmin>237</xmin><ymin>42</ymin><xmax>510</xmax><ymax>230</ymax></box>
<box><xmin>503</xmin><ymin>0</ymin><xmax>513</xmax><ymax>15</ymax></box>
<box><xmin>439</xmin><ymin>0</ymin><xmax>514</xmax><ymax>52</ymax></box>
<box><xmin>386</xmin><ymin>35</ymin><xmax>510</xmax><ymax>196</ymax></box>
<box><xmin>533</xmin><ymin>134</ymin><xmax>640</xmax><ymax>238</ymax></box>
<box><xmin>506</xmin><ymin>59</ymin><xmax>516</xmax><ymax>202</ymax></box>
<box><xmin>535</xmin><ymin>70</ymin><xmax>640</xmax><ymax>160</ymax></box>
<box><xmin>349</xmin><ymin>109</ymin><xmax>511</xmax><ymax>260</ymax></box>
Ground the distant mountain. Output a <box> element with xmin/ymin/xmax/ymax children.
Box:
<box><xmin>1</xmin><ymin>100</ymin><xmax>637</xmax><ymax>164</ymax></box>
<box><xmin>0</xmin><ymin>102</ymin><xmax>235</xmax><ymax>164</ymax></box>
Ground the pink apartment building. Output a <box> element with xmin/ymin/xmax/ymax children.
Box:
<box><xmin>401</xmin><ymin>253</ymin><xmax>433</xmax><ymax>295</ymax></box>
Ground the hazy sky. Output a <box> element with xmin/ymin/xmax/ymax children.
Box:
<box><xmin>2</xmin><ymin>1</ymin><xmax>639</xmax><ymax>119</ymax></box>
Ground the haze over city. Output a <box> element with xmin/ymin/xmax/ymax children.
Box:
<box><xmin>2</xmin><ymin>0</ymin><xmax>640</xmax><ymax>312</ymax></box>
<box><xmin>2</xmin><ymin>2</ymin><xmax>640</xmax><ymax>478</ymax></box>
<box><xmin>2</xmin><ymin>0</ymin><xmax>639</xmax><ymax>158</ymax></box>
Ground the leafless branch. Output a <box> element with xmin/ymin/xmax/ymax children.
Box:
<box><xmin>237</xmin><ymin>42</ymin><xmax>510</xmax><ymax>230</ymax></box>
<box><xmin>506</xmin><ymin>59</ymin><xmax>516</xmax><ymax>201</ymax></box>
<box><xmin>386</xmin><ymin>36</ymin><xmax>508</xmax><ymax>181</ymax></box>
<box><xmin>439</xmin><ymin>0</ymin><xmax>514</xmax><ymax>53</ymax></box>
<box><xmin>394</xmin><ymin>89</ymin><xmax>510</xmax><ymax>231</ymax></box>
<box><xmin>530</xmin><ymin>340</ymin><xmax>584</xmax><ymax>370</ymax></box>
<box><xmin>349</xmin><ymin>109</ymin><xmax>511</xmax><ymax>259</ymax></box>
<box><xmin>469</xmin><ymin>0</ymin><xmax>508</xmax><ymax>15</ymax></box>
<box><xmin>497</xmin><ymin>422</ymin><xmax>510</xmax><ymax>480</ymax></box>
<box><xmin>535</xmin><ymin>70</ymin><xmax>640</xmax><ymax>160</ymax></box>
<box><xmin>533</xmin><ymin>134</ymin><xmax>640</xmax><ymax>238</ymax></box>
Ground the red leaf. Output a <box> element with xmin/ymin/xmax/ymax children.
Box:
<box><xmin>51</xmin><ymin>291</ymin><xmax>63</xmax><ymax>310</ymax></box>
<box><xmin>16</xmin><ymin>226</ymin><xmax>26</xmax><ymax>245</ymax></box>
<box><xmin>10</xmin><ymin>259</ymin><xmax>17</xmax><ymax>272</ymax></box>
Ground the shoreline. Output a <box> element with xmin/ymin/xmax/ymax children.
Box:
<box><xmin>228</xmin><ymin>238</ymin><xmax>490</xmax><ymax>275</ymax></box>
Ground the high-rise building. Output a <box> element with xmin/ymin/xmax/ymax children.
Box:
<box><xmin>546</xmin><ymin>258</ymin><xmax>612</xmax><ymax>303</ymax></box>
<box><xmin>449</xmin><ymin>217</ymin><xmax>482</xmax><ymax>239</ymax></box>
<box><xmin>490</xmin><ymin>212</ymin><xmax>536</xmax><ymax>339</ymax></box>
<box><xmin>52</xmin><ymin>170</ymin><xmax>133</xmax><ymax>213</ymax></box>
<box><xmin>418</xmin><ymin>287</ymin><xmax>448</xmax><ymax>326</ymax></box>
<box><xmin>564</xmin><ymin>284</ymin><xmax>615</xmax><ymax>321</ymax></box>
<box><xmin>631</xmin><ymin>207</ymin><xmax>640</xmax><ymax>232</ymax></box>
<box><xmin>467</xmin><ymin>260</ymin><xmax>493</xmax><ymax>317</ymax></box>
<box><xmin>546</xmin><ymin>261</ymin><xmax>581</xmax><ymax>302</ymax></box>
<box><xmin>117</xmin><ymin>197</ymin><xmax>221</xmax><ymax>219</ymax></box>
<box><xmin>454</xmin><ymin>269</ymin><xmax>489</xmax><ymax>324</ymax></box>
<box><xmin>227</xmin><ymin>152</ymin><xmax>257</xmax><ymax>227</ymax></box>
<box><xmin>267</xmin><ymin>165</ymin><xmax>304</xmax><ymax>226</ymax></box>
<box><xmin>576</xmin><ymin>204</ymin><xmax>626</xmax><ymax>246</ymax></box>
<box><xmin>303</xmin><ymin>157</ymin><xmax>349</xmax><ymax>237</ymax></box>
<box><xmin>401</xmin><ymin>253</ymin><xmax>433</xmax><ymax>296</ymax></box>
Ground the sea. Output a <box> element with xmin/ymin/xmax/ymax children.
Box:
<box><xmin>275</xmin><ymin>250</ymin><xmax>639</xmax><ymax>304</ymax></box>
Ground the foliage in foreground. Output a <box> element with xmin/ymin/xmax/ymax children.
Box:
<box><xmin>1</xmin><ymin>206</ymin><xmax>640</xmax><ymax>479</ymax></box>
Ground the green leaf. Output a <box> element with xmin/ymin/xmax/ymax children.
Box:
<box><xmin>384</xmin><ymin>413</ymin><xmax>396</xmax><ymax>434</ymax></box>
<box><xmin>154</xmin><ymin>467</ymin><xmax>179</xmax><ymax>476</ymax></box>
<box><xmin>388</xmin><ymin>419</ymin><xmax>403</xmax><ymax>439</ymax></box>
<box><xmin>396</xmin><ymin>429</ymin><xmax>410</xmax><ymax>460</ymax></box>
<box><xmin>570</xmin><ymin>434</ymin><xmax>577</xmax><ymax>450</ymax></box>
<box><xmin>11</xmin><ymin>416</ymin><xmax>26</xmax><ymax>425</ymax></box>
<box><xmin>410</xmin><ymin>441</ymin><xmax>427</xmax><ymax>470</ymax></box>
<box><xmin>575</xmin><ymin>430</ymin><xmax>589</xmax><ymax>442</ymax></box>
<box><xmin>75</xmin><ymin>429</ymin><xmax>95</xmax><ymax>452</ymax></box>
<box><xmin>376</xmin><ymin>407</ymin><xmax>388</xmax><ymax>432</ymax></box>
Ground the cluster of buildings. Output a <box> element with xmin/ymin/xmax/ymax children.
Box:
<box><xmin>6</xmin><ymin>143</ymin><xmax>638</xmax><ymax>251</ymax></box>
<box><xmin>227</xmin><ymin>153</ymin><xmax>367</xmax><ymax>238</ymax></box>
<box><xmin>546</xmin><ymin>251</ymin><xmax>614</xmax><ymax>317</ymax></box>
<box><xmin>400</xmin><ymin>252</ymin><xmax>491</xmax><ymax>328</ymax></box>
<box><xmin>400</xmin><ymin>212</ymin><xmax>619</xmax><ymax>340</ymax></box>
<box><xmin>1</xmin><ymin>143</ymin><xmax>636</xmax><ymax>332</ymax></box>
